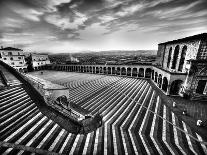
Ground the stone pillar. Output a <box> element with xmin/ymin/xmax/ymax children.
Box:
<box><xmin>143</xmin><ymin>69</ymin><xmax>145</xmax><ymax>78</ymax></box>
<box><xmin>131</xmin><ymin>69</ymin><xmax>133</xmax><ymax>77</ymax></box>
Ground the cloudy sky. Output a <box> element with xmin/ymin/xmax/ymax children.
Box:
<box><xmin>0</xmin><ymin>0</ymin><xmax>206</xmax><ymax>53</ymax></box>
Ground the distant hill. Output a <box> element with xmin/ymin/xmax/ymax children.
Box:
<box><xmin>49</xmin><ymin>50</ymin><xmax>157</xmax><ymax>56</ymax></box>
<box><xmin>98</xmin><ymin>50</ymin><xmax>157</xmax><ymax>56</ymax></box>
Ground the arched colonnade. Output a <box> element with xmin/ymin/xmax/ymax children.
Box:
<box><xmin>53</xmin><ymin>65</ymin><xmax>185</xmax><ymax>96</ymax></box>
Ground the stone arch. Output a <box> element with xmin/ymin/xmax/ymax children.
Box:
<box><xmin>178</xmin><ymin>45</ymin><xmax>187</xmax><ymax>71</ymax></box>
<box><xmin>167</xmin><ymin>47</ymin><xmax>172</xmax><ymax>68</ymax></box>
<box><xmin>127</xmin><ymin>67</ymin><xmax>131</xmax><ymax>76</ymax></box>
<box><xmin>84</xmin><ymin>66</ymin><xmax>87</xmax><ymax>72</ymax></box>
<box><xmin>103</xmin><ymin>67</ymin><xmax>107</xmax><ymax>74</ymax></box>
<box><xmin>171</xmin><ymin>45</ymin><xmax>180</xmax><ymax>69</ymax></box>
<box><xmin>155</xmin><ymin>72</ymin><xmax>158</xmax><ymax>83</ymax></box>
<box><xmin>93</xmin><ymin>67</ymin><xmax>95</xmax><ymax>73</ymax></box>
<box><xmin>81</xmin><ymin>66</ymin><xmax>84</xmax><ymax>72</ymax></box>
<box><xmin>151</xmin><ymin>70</ymin><xmax>154</xmax><ymax>80</ymax></box>
<box><xmin>162</xmin><ymin>77</ymin><xmax>168</xmax><ymax>92</ymax></box>
<box><xmin>19</xmin><ymin>68</ymin><xmax>23</xmax><ymax>72</ymax></box>
<box><xmin>100</xmin><ymin>67</ymin><xmax>103</xmax><ymax>73</ymax></box>
<box><xmin>89</xmin><ymin>66</ymin><xmax>92</xmax><ymax>72</ymax></box>
<box><xmin>116</xmin><ymin>67</ymin><xmax>120</xmax><ymax>75</ymax></box>
<box><xmin>87</xmin><ymin>66</ymin><xmax>89</xmax><ymax>72</ymax></box>
<box><xmin>121</xmin><ymin>67</ymin><xmax>126</xmax><ymax>75</ymax></box>
<box><xmin>170</xmin><ymin>80</ymin><xmax>183</xmax><ymax>95</ymax></box>
<box><xmin>112</xmin><ymin>67</ymin><xmax>116</xmax><ymax>74</ymax></box>
<box><xmin>158</xmin><ymin>74</ymin><xmax>162</xmax><ymax>88</ymax></box>
<box><xmin>145</xmin><ymin>68</ymin><xmax>151</xmax><ymax>78</ymax></box>
<box><xmin>108</xmin><ymin>67</ymin><xmax>111</xmax><ymax>74</ymax></box>
<box><xmin>132</xmin><ymin>68</ymin><xmax>138</xmax><ymax>77</ymax></box>
<box><xmin>138</xmin><ymin>68</ymin><xmax>144</xmax><ymax>77</ymax></box>
<box><xmin>96</xmin><ymin>67</ymin><xmax>99</xmax><ymax>73</ymax></box>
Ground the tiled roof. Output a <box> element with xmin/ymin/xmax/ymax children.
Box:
<box><xmin>159</xmin><ymin>33</ymin><xmax>207</xmax><ymax>45</ymax></box>
<box><xmin>0</xmin><ymin>47</ymin><xmax>23</xmax><ymax>51</ymax></box>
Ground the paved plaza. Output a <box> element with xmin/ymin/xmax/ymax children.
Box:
<box><xmin>0</xmin><ymin>71</ymin><xmax>207</xmax><ymax>154</ymax></box>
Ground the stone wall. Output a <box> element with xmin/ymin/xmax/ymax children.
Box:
<box><xmin>162</xmin><ymin>40</ymin><xmax>201</xmax><ymax>73</ymax></box>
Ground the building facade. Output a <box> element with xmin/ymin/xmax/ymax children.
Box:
<box><xmin>0</xmin><ymin>47</ymin><xmax>27</xmax><ymax>72</ymax></box>
<box><xmin>29</xmin><ymin>53</ymin><xmax>51</xmax><ymax>70</ymax></box>
<box><xmin>156</xmin><ymin>33</ymin><xmax>207</xmax><ymax>99</ymax></box>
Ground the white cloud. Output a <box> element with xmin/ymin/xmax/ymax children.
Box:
<box><xmin>150</xmin><ymin>1</ymin><xmax>202</xmax><ymax>19</ymax></box>
<box><xmin>12</xmin><ymin>5</ymin><xmax>43</xmax><ymax>22</ymax></box>
<box><xmin>99</xmin><ymin>15</ymin><xmax>116</xmax><ymax>23</ymax></box>
<box><xmin>115</xmin><ymin>4</ymin><xmax>144</xmax><ymax>17</ymax></box>
<box><xmin>0</xmin><ymin>18</ymin><xmax>25</xmax><ymax>29</ymax></box>
<box><xmin>46</xmin><ymin>0</ymin><xmax>72</xmax><ymax>12</ymax></box>
<box><xmin>45</xmin><ymin>11</ymin><xmax>87</xmax><ymax>30</ymax></box>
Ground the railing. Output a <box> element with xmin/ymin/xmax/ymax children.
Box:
<box><xmin>22</xmin><ymin>73</ymin><xmax>46</xmax><ymax>97</ymax></box>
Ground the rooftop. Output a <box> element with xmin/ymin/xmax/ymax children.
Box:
<box><xmin>0</xmin><ymin>47</ymin><xmax>23</xmax><ymax>51</ymax></box>
<box><xmin>159</xmin><ymin>33</ymin><xmax>207</xmax><ymax>45</ymax></box>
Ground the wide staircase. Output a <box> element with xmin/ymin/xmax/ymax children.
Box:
<box><xmin>0</xmin><ymin>63</ymin><xmax>207</xmax><ymax>154</ymax></box>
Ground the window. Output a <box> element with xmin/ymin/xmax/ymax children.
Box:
<box><xmin>3</xmin><ymin>58</ymin><xmax>7</xmax><ymax>60</ymax></box>
<box><xmin>18</xmin><ymin>57</ymin><xmax>21</xmax><ymax>59</ymax></box>
<box><xmin>10</xmin><ymin>57</ymin><xmax>13</xmax><ymax>60</ymax></box>
<box><xmin>19</xmin><ymin>62</ymin><xmax>23</xmax><ymax>64</ymax></box>
<box><xmin>196</xmin><ymin>80</ymin><xmax>207</xmax><ymax>94</ymax></box>
<box><xmin>167</xmin><ymin>47</ymin><xmax>172</xmax><ymax>68</ymax></box>
<box><xmin>171</xmin><ymin>45</ymin><xmax>180</xmax><ymax>69</ymax></box>
<box><xmin>178</xmin><ymin>46</ymin><xmax>187</xmax><ymax>71</ymax></box>
<box><xmin>11</xmin><ymin>62</ymin><xmax>14</xmax><ymax>65</ymax></box>
<box><xmin>8</xmin><ymin>52</ymin><xmax>12</xmax><ymax>55</ymax></box>
<box><xmin>197</xmin><ymin>40</ymin><xmax>207</xmax><ymax>59</ymax></box>
<box><xmin>0</xmin><ymin>53</ymin><xmax>2</xmax><ymax>58</ymax></box>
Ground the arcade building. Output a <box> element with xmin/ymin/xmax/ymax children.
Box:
<box><xmin>51</xmin><ymin>33</ymin><xmax>207</xmax><ymax>100</ymax></box>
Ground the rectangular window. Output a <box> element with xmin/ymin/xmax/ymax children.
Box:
<box><xmin>18</xmin><ymin>57</ymin><xmax>21</xmax><ymax>59</ymax></box>
<box><xmin>10</xmin><ymin>57</ymin><xmax>13</xmax><ymax>60</ymax></box>
<box><xmin>196</xmin><ymin>80</ymin><xmax>207</xmax><ymax>94</ymax></box>
<box><xmin>8</xmin><ymin>52</ymin><xmax>12</xmax><ymax>55</ymax></box>
<box><xmin>11</xmin><ymin>62</ymin><xmax>14</xmax><ymax>65</ymax></box>
<box><xmin>19</xmin><ymin>62</ymin><xmax>23</xmax><ymax>64</ymax></box>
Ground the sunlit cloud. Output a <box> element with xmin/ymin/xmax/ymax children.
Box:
<box><xmin>45</xmin><ymin>11</ymin><xmax>87</xmax><ymax>30</ymax></box>
<box><xmin>0</xmin><ymin>0</ymin><xmax>206</xmax><ymax>53</ymax></box>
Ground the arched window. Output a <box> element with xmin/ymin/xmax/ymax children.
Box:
<box><xmin>138</xmin><ymin>68</ymin><xmax>144</xmax><ymax>77</ymax></box>
<box><xmin>162</xmin><ymin>77</ymin><xmax>168</xmax><ymax>92</ymax></box>
<box><xmin>132</xmin><ymin>68</ymin><xmax>138</xmax><ymax>77</ymax></box>
<box><xmin>178</xmin><ymin>45</ymin><xmax>187</xmax><ymax>71</ymax></box>
<box><xmin>171</xmin><ymin>45</ymin><xmax>179</xmax><ymax>69</ymax></box>
<box><xmin>167</xmin><ymin>47</ymin><xmax>172</xmax><ymax>68</ymax></box>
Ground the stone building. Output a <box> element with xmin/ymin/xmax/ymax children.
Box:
<box><xmin>0</xmin><ymin>47</ymin><xmax>27</xmax><ymax>72</ymax></box>
<box><xmin>28</xmin><ymin>53</ymin><xmax>51</xmax><ymax>70</ymax></box>
<box><xmin>155</xmin><ymin>33</ymin><xmax>207</xmax><ymax>99</ymax></box>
